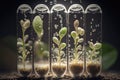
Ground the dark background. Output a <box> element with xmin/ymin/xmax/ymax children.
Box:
<box><xmin>0</xmin><ymin>0</ymin><xmax>120</xmax><ymax>72</ymax></box>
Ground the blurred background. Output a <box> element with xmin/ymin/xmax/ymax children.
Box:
<box><xmin>0</xmin><ymin>0</ymin><xmax>120</xmax><ymax>73</ymax></box>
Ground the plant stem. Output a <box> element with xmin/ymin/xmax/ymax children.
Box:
<box><xmin>74</xmin><ymin>38</ymin><xmax>78</xmax><ymax>61</ymax></box>
<box><xmin>58</xmin><ymin>38</ymin><xmax>62</xmax><ymax>65</ymax></box>
<box><xmin>22</xmin><ymin>29</ymin><xmax>26</xmax><ymax>70</ymax></box>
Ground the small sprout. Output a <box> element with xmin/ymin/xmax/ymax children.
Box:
<box><xmin>59</xmin><ymin>27</ymin><xmax>67</xmax><ymax>39</ymax></box>
<box><xmin>20</xmin><ymin>19</ymin><xmax>30</xmax><ymax>31</ymax></box>
<box><xmin>53</xmin><ymin>37</ymin><xmax>59</xmax><ymax>45</ymax></box>
<box><xmin>88</xmin><ymin>41</ymin><xmax>102</xmax><ymax>61</ymax></box>
<box><xmin>77</xmin><ymin>27</ymin><xmax>85</xmax><ymax>36</ymax></box>
<box><xmin>32</xmin><ymin>16</ymin><xmax>43</xmax><ymax>38</ymax></box>
<box><xmin>70</xmin><ymin>20</ymin><xmax>85</xmax><ymax>61</ymax></box>
<box><xmin>71</xmin><ymin>31</ymin><xmax>77</xmax><ymax>39</ymax></box>
<box><xmin>94</xmin><ymin>42</ymin><xmax>102</xmax><ymax>50</ymax></box>
<box><xmin>74</xmin><ymin>20</ymin><xmax>79</xmax><ymax>28</ymax></box>
<box><xmin>18</xmin><ymin>19</ymin><xmax>32</xmax><ymax>70</ymax></box>
<box><xmin>88</xmin><ymin>41</ymin><xmax>94</xmax><ymax>50</ymax></box>
<box><xmin>60</xmin><ymin>43</ymin><xmax>66</xmax><ymax>50</ymax></box>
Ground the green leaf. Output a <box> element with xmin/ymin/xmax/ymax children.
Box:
<box><xmin>24</xmin><ymin>35</ymin><xmax>29</xmax><ymax>42</ymax></box>
<box><xmin>88</xmin><ymin>41</ymin><xmax>94</xmax><ymax>50</ymax></box>
<box><xmin>17</xmin><ymin>42</ymin><xmax>23</xmax><ymax>46</ymax></box>
<box><xmin>59</xmin><ymin>27</ymin><xmax>67</xmax><ymax>39</ymax></box>
<box><xmin>20</xmin><ymin>19</ymin><xmax>30</xmax><ymax>31</ymax></box>
<box><xmin>60</xmin><ymin>43</ymin><xmax>66</xmax><ymax>50</ymax></box>
<box><xmin>94</xmin><ymin>42</ymin><xmax>102</xmax><ymax>50</ymax></box>
<box><xmin>34</xmin><ymin>41</ymin><xmax>48</xmax><ymax>58</ymax></box>
<box><xmin>53</xmin><ymin>37</ymin><xmax>59</xmax><ymax>45</ymax></box>
<box><xmin>102</xmin><ymin>43</ymin><xmax>118</xmax><ymax>70</ymax></box>
<box><xmin>77</xmin><ymin>27</ymin><xmax>85</xmax><ymax>36</ymax></box>
<box><xmin>71</xmin><ymin>31</ymin><xmax>77</xmax><ymax>40</ymax></box>
<box><xmin>78</xmin><ymin>38</ymin><xmax>84</xmax><ymax>43</ymax></box>
<box><xmin>32</xmin><ymin>16</ymin><xmax>43</xmax><ymax>37</ymax></box>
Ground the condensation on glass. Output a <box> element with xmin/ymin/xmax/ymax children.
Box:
<box><xmin>51</xmin><ymin>4</ymin><xmax>67</xmax><ymax>77</ymax></box>
<box><xmin>33</xmin><ymin>4</ymin><xmax>50</xmax><ymax>77</ymax></box>
<box><xmin>85</xmin><ymin>4</ymin><xmax>102</xmax><ymax>77</ymax></box>
<box><xmin>68</xmin><ymin>4</ymin><xmax>85</xmax><ymax>77</ymax></box>
<box><xmin>17</xmin><ymin>4</ymin><xmax>32</xmax><ymax>77</ymax></box>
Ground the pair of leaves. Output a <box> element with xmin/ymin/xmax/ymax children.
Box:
<box><xmin>20</xmin><ymin>19</ymin><xmax>30</xmax><ymax>32</ymax></box>
<box><xmin>59</xmin><ymin>27</ymin><xmax>67</xmax><ymax>39</ymax></box>
<box><xmin>88</xmin><ymin>41</ymin><xmax>102</xmax><ymax>50</ymax></box>
<box><xmin>53</xmin><ymin>37</ymin><xmax>66</xmax><ymax>50</ymax></box>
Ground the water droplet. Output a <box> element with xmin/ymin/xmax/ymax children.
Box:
<box><xmin>54</xmin><ymin>24</ymin><xmax>58</xmax><ymax>29</ymax></box>
<box><xmin>68</xmin><ymin>35</ymin><xmax>71</xmax><ymax>38</ymax></box>
<box><xmin>92</xmin><ymin>29</ymin><xmax>96</xmax><ymax>32</ymax></box>
<box><xmin>60</xmin><ymin>20</ymin><xmax>62</xmax><ymax>23</ymax></box>
<box><xmin>74</xmin><ymin>14</ymin><xmax>77</xmax><ymax>18</ymax></box>
<box><xmin>54</xmin><ymin>17</ymin><xmax>57</xmax><ymax>20</ymax></box>
<box><xmin>90</xmin><ymin>39</ymin><xmax>93</xmax><ymax>41</ymax></box>
<box><xmin>70</xmin><ymin>0</ymin><xmax>73</xmax><ymax>4</ymax></box>
<box><xmin>90</xmin><ymin>22</ymin><xmax>92</xmax><ymax>24</ymax></box>
<box><xmin>80</xmin><ymin>17</ymin><xmax>83</xmax><ymax>20</ymax></box>
<box><xmin>68</xmin><ymin>44</ymin><xmax>71</xmax><ymax>47</ymax></box>
<box><xmin>90</xmin><ymin>32</ymin><xmax>92</xmax><ymax>36</ymax></box>
<box><xmin>90</xmin><ymin>26</ymin><xmax>93</xmax><ymax>28</ymax></box>
<box><xmin>92</xmin><ymin>18</ymin><xmax>94</xmax><ymax>21</ymax></box>
<box><xmin>50</xmin><ymin>1</ymin><xmax>53</xmax><ymax>5</ymax></box>
<box><xmin>48</xmin><ymin>27</ymin><xmax>50</xmax><ymax>30</ymax></box>
<box><xmin>45</xmin><ymin>0</ymin><xmax>47</xmax><ymax>2</ymax></box>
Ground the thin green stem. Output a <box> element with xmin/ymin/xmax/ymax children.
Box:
<box><xmin>22</xmin><ymin>29</ymin><xmax>26</xmax><ymax>70</ymax></box>
<box><xmin>58</xmin><ymin>37</ymin><xmax>62</xmax><ymax>65</ymax></box>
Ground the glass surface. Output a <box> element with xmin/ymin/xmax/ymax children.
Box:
<box><xmin>68</xmin><ymin>4</ymin><xmax>85</xmax><ymax>77</ymax></box>
<box><xmin>85</xmin><ymin>4</ymin><xmax>102</xmax><ymax>77</ymax></box>
<box><xmin>17</xmin><ymin>4</ymin><xmax>32</xmax><ymax>77</ymax></box>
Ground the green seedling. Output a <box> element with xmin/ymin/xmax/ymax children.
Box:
<box><xmin>88</xmin><ymin>41</ymin><xmax>102</xmax><ymax>61</ymax></box>
<box><xmin>53</xmin><ymin>27</ymin><xmax>67</xmax><ymax>65</ymax></box>
<box><xmin>32</xmin><ymin>15</ymin><xmax>49</xmax><ymax>57</ymax></box>
<box><xmin>71</xmin><ymin>20</ymin><xmax>85</xmax><ymax>62</ymax></box>
<box><xmin>17</xmin><ymin>19</ymin><xmax>32</xmax><ymax>70</ymax></box>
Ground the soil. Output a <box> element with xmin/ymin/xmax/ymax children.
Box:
<box><xmin>70</xmin><ymin>62</ymin><xmax>83</xmax><ymax>77</ymax></box>
<box><xmin>0</xmin><ymin>72</ymin><xmax>120</xmax><ymax>79</ymax></box>
<box><xmin>52</xmin><ymin>64</ymin><xmax>66</xmax><ymax>77</ymax></box>
<box><xmin>87</xmin><ymin>62</ymin><xmax>101</xmax><ymax>77</ymax></box>
<box><xmin>36</xmin><ymin>66</ymin><xmax>49</xmax><ymax>77</ymax></box>
<box><xmin>19</xmin><ymin>68</ymin><xmax>31</xmax><ymax>77</ymax></box>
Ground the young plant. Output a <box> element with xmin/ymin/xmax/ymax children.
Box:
<box><xmin>87</xmin><ymin>41</ymin><xmax>102</xmax><ymax>77</ymax></box>
<box><xmin>88</xmin><ymin>41</ymin><xmax>102</xmax><ymax>61</ymax></box>
<box><xmin>71</xmin><ymin>20</ymin><xmax>85</xmax><ymax>62</ymax></box>
<box><xmin>32</xmin><ymin>15</ymin><xmax>49</xmax><ymax>77</ymax></box>
<box><xmin>17</xmin><ymin>19</ymin><xmax>32</xmax><ymax>70</ymax></box>
<box><xmin>52</xmin><ymin>27</ymin><xmax>67</xmax><ymax>65</ymax></box>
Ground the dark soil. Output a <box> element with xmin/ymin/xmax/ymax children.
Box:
<box><xmin>0</xmin><ymin>72</ymin><xmax>120</xmax><ymax>80</ymax></box>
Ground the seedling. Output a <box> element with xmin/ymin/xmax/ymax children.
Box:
<box><xmin>32</xmin><ymin>15</ymin><xmax>49</xmax><ymax>77</ymax></box>
<box><xmin>87</xmin><ymin>41</ymin><xmax>102</xmax><ymax>76</ymax></box>
<box><xmin>52</xmin><ymin>27</ymin><xmax>67</xmax><ymax>77</ymax></box>
<box><xmin>17</xmin><ymin>19</ymin><xmax>32</xmax><ymax>70</ymax></box>
<box><xmin>70</xmin><ymin>20</ymin><xmax>85</xmax><ymax>77</ymax></box>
